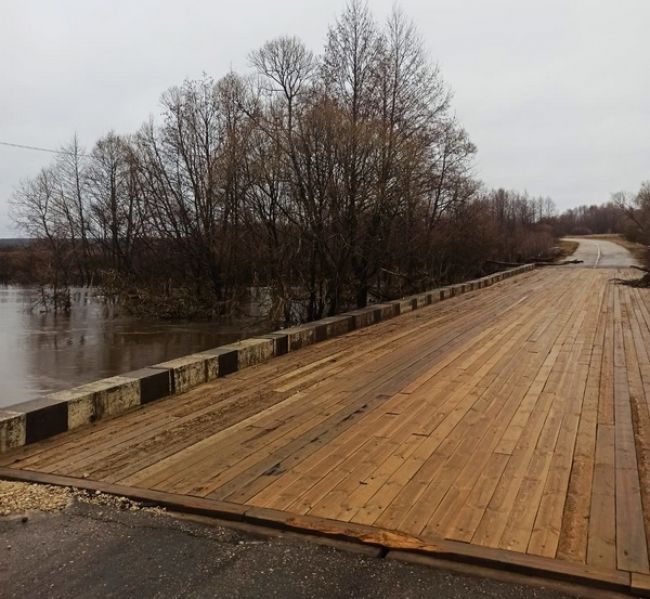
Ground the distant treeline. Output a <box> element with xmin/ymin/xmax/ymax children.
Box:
<box><xmin>8</xmin><ymin>2</ymin><xmax>556</xmax><ymax>320</ymax></box>
<box><xmin>550</xmin><ymin>183</ymin><xmax>650</xmax><ymax>248</ymax></box>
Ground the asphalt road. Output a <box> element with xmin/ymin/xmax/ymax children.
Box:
<box><xmin>0</xmin><ymin>501</ymin><xmax>583</xmax><ymax>599</ymax></box>
<box><xmin>563</xmin><ymin>237</ymin><xmax>639</xmax><ymax>268</ymax></box>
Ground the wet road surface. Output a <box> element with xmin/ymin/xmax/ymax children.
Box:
<box><xmin>563</xmin><ymin>236</ymin><xmax>639</xmax><ymax>268</ymax></box>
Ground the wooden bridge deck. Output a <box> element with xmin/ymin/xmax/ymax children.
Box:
<box><xmin>3</xmin><ymin>267</ymin><xmax>650</xmax><ymax>590</ymax></box>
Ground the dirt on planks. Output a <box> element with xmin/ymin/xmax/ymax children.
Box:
<box><xmin>629</xmin><ymin>395</ymin><xmax>650</xmax><ymax>551</ymax></box>
<box><xmin>624</xmin><ymin>273</ymin><xmax>650</xmax><ymax>288</ymax></box>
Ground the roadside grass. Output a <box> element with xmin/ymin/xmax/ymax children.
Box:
<box><xmin>556</xmin><ymin>239</ymin><xmax>579</xmax><ymax>260</ymax></box>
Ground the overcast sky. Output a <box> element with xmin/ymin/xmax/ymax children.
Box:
<box><xmin>1</xmin><ymin>0</ymin><xmax>648</xmax><ymax>237</ymax></box>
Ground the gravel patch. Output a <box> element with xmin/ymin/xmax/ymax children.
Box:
<box><xmin>0</xmin><ymin>481</ymin><xmax>71</xmax><ymax>516</ymax></box>
<box><xmin>0</xmin><ymin>480</ymin><xmax>166</xmax><ymax>518</ymax></box>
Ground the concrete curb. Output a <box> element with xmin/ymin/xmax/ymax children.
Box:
<box><xmin>0</xmin><ymin>264</ymin><xmax>536</xmax><ymax>453</ymax></box>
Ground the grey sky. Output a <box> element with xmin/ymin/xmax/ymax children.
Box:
<box><xmin>1</xmin><ymin>0</ymin><xmax>648</xmax><ymax>237</ymax></box>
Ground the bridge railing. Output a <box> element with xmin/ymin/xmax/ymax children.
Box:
<box><xmin>0</xmin><ymin>264</ymin><xmax>536</xmax><ymax>453</ymax></box>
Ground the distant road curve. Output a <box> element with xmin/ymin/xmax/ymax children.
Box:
<box><xmin>563</xmin><ymin>236</ymin><xmax>640</xmax><ymax>268</ymax></box>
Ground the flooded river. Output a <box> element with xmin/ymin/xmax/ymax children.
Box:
<box><xmin>0</xmin><ymin>286</ymin><xmax>273</xmax><ymax>409</ymax></box>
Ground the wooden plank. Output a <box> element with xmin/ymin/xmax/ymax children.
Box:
<box><xmin>378</xmin><ymin>274</ymin><xmax>580</xmax><ymax>537</ymax></box>
<box><xmin>587</xmin><ymin>424</ymin><xmax>617</xmax><ymax>570</ymax></box>
<box><xmin>471</xmin><ymin>279</ymin><xmax>592</xmax><ymax>550</ymax></box>
<box><xmin>612</xmin><ymin>285</ymin><xmax>649</xmax><ymax>573</ymax></box>
<box><xmin>332</xmin><ymin>307</ymin><xmax>547</xmax><ymax>526</ymax></box>
<box><xmin>207</xmin><ymin>290</ymin><xmax>540</xmax><ymax>504</ymax></box>
<box><xmin>243</xmin><ymin>309</ymin><xmax>529</xmax><ymax>511</ymax></box>
<box><xmin>556</xmin><ymin>281</ymin><xmax>606</xmax><ymax>563</ymax></box>
<box><xmin>527</xmin><ymin>279</ymin><xmax>602</xmax><ymax>558</ymax></box>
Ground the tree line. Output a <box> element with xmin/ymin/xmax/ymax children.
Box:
<box><xmin>9</xmin><ymin>2</ymin><xmax>556</xmax><ymax>321</ymax></box>
<box><xmin>550</xmin><ymin>182</ymin><xmax>650</xmax><ymax>251</ymax></box>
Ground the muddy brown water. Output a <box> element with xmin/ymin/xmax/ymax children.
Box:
<box><xmin>0</xmin><ymin>286</ymin><xmax>274</xmax><ymax>409</ymax></box>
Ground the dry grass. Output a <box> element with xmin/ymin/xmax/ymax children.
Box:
<box><xmin>556</xmin><ymin>239</ymin><xmax>579</xmax><ymax>260</ymax></box>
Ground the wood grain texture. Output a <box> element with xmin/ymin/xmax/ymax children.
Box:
<box><xmin>3</xmin><ymin>267</ymin><xmax>650</xmax><ymax>585</ymax></box>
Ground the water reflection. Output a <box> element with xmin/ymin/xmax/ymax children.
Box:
<box><xmin>0</xmin><ymin>285</ymin><xmax>272</xmax><ymax>408</ymax></box>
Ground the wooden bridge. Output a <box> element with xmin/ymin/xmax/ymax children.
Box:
<box><xmin>2</xmin><ymin>254</ymin><xmax>650</xmax><ymax>595</ymax></box>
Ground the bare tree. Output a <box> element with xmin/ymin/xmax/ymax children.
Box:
<box><xmin>250</xmin><ymin>36</ymin><xmax>314</xmax><ymax>134</ymax></box>
<box><xmin>86</xmin><ymin>132</ymin><xmax>141</xmax><ymax>274</ymax></box>
<box><xmin>9</xmin><ymin>3</ymin><xmax>556</xmax><ymax>319</ymax></box>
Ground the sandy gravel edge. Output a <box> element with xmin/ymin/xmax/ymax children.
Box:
<box><xmin>0</xmin><ymin>479</ymin><xmax>166</xmax><ymax>518</ymax></box>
